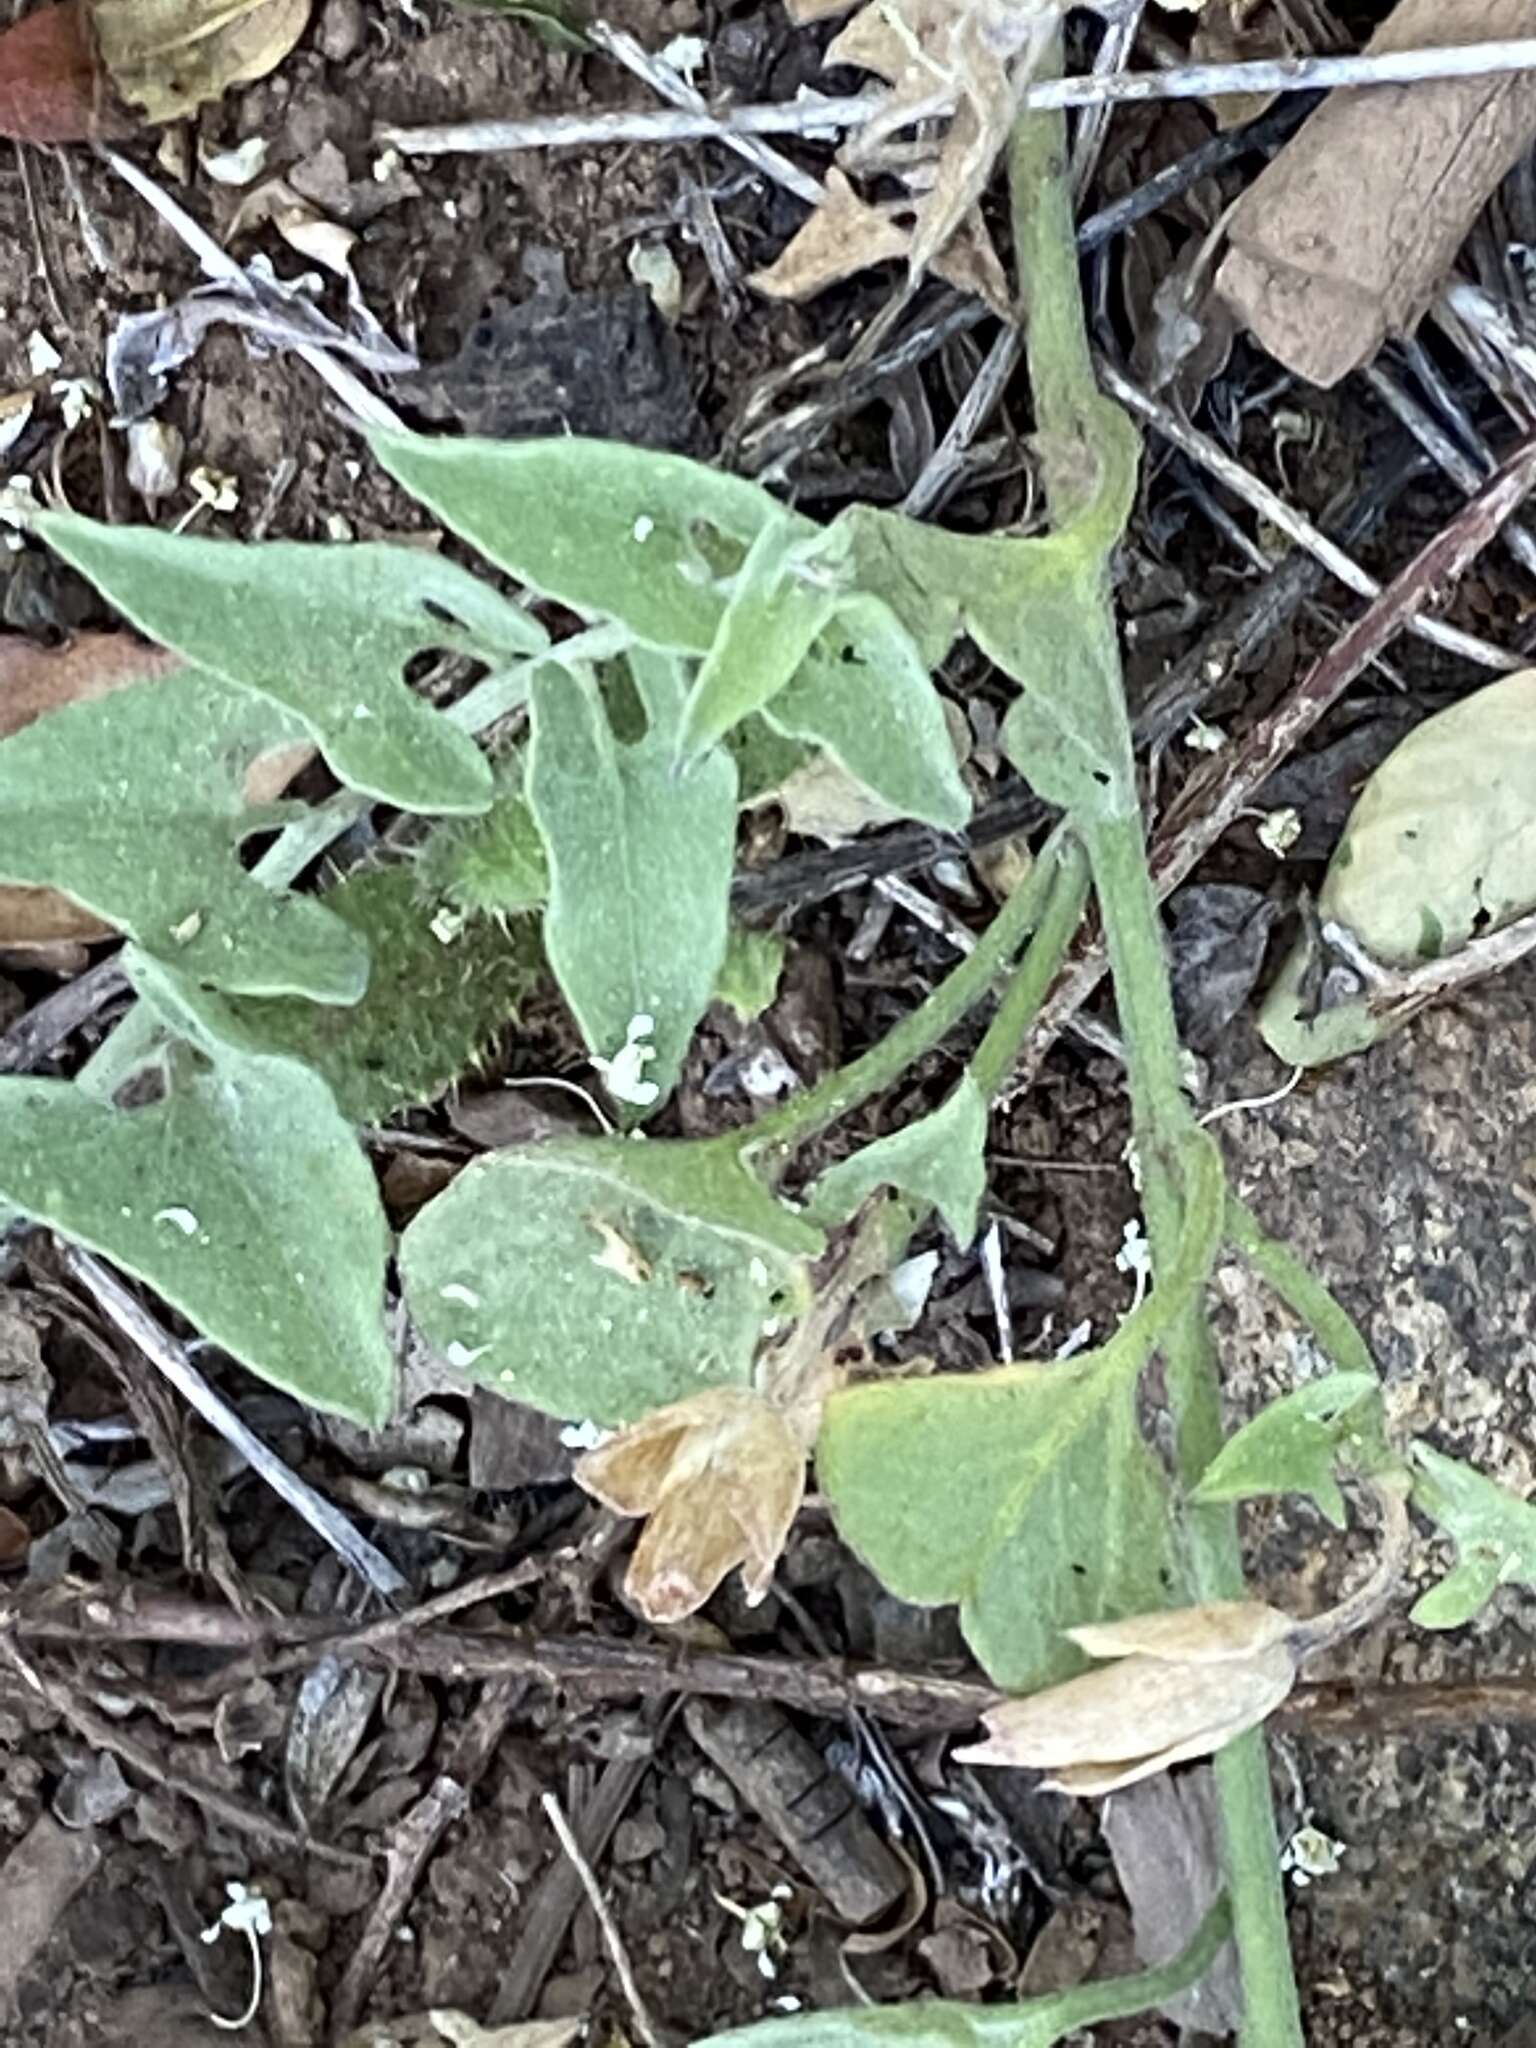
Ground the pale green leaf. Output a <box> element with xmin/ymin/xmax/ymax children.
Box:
<box><xmin>1322</xmin><ymin>669</ymin><xmax>1536</xmax><ymax>965</ymax></box>
<box><xmin>764</xmin><ymin>596</ymin><xmax>970</xmax><ymax>831</ymax></box>
<box><xmin>679</xmin><ymin>514</ymin><xmax>838</xmax><ymax>766</ymax></box>
<box><xmin>808</xmin><ymin>1077</ymin><xmax>987</xmax><ymax>1245</ymax></box>
<box><xmin>371</xmin><ymin>431</ymin><xmax>780</xmax><ymax>653</ymax></box>
<box><xmin>1409</xmin><ymin>1443</ymin><xmax>1536</xmax><ymax>1627</ymax></box>
<box><xmin>825</xmin><ymin>503</ymin><xmax>1132</xmax><ymax>817</ymax></box>
<box><xmin>37</xmin><ymin>514</ymin><xmax>544</xmax><ymax>814</ymax></box>
<box><xmin>0</xmin><ymin>977</ymin><xmax>393</xmax><ymax>1426</ymax></box>
<box><xmin>226</xmin><ymin>865</ymin><xmax>541</xmax><ymax>1121</ymax></box>
<box><xmin>715</xmin><ymin>924</ymin><xmax>785</xmax><ymax>1022</ymax></box>
<box><xmin>373</xmin><ymin>432</ymin><xmax>970</xmax><ymax>829</ymax></box>
<box><xmin>1191</xmin><ymin>1373</ymin><xmax>1384</xmax><ymax>1528</ymax></box>
<box><xmin>818</xmin><ymin>1350</ymin><xmax>1175</xmax><ymax>1688</ymax></box>
<box><xmin>528</xmin><ymin>657</ymin><xmax>737</xmax><ymax>1108</ymax></box>
<box><xmin>399</xmin><ymin>1134</ymin><xmax>822</xmax><ymax>1423</ymax></box>
<box><xmin>0</xmin><ymin>667</ymin><xmax>367</xmax><ymax>1002</ymax></box>
<box><xmin>700</xmin><ymin>1892</ymin><xmax>1228</xmax><ymax>2048</ymax></box>
<box><xmin>816</xmin><ymin>1131</ymin><xmax>1223</xmax><ymax>1688</ymax></box>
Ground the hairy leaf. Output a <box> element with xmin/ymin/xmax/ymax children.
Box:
<box><xmin>400</xmin><ymin>1134</ymin><xmax>822</xmax><ymax>1424</ymax></box>
<box><xmin>808</xmin><ymin>1076</ymin><xmax>986</xmax><ymax>1244</ymax></box>
<box><xmin>227</xmin><ymin>865</ymin><xmax>541</xmax><ymax>1121</ymax></box>
<box><xmin>764</xmin><ymin>596</ymin><xmax>969</xmax><ymax>831</ymax></box>
<box><xmin>1323</xmin><ymin>669</ymin><xmax>1536</xmax><ymax>966</ymax></box>
<box><xmin>372</xmin><ymin>431</ymin><xmax>778</xmax><ymax>653</ymax></box>
<box><xmin>373</xmin><ymin>432</ymin><xmax>969</xmax><ymax>828</ymax></box>
<box><xmin>0</xmin><ymin>666</ymin><xmax>367</xmax><ymax>1001</ymax></box>
<box><xmin>415</xmin><ymin>758</ymin><xmax>549</xmax><ymax>917</ymax></box>
<box><xmin>37</xmin><ymin>514</ymin><xmax>544</xmax><ymax>813</ymax></box>
<box><xmin>1410</xmin><ymin>1443</ymin><xmax>1536</xmax><ymax>1628</ymax></box>
<box><xmin>678</xmin><ymin>514</ymin><xmax>839</xmax><ymax>766</ymax></box>
<box><xmin>528</xmin><ymin>656</ymin><xmax>736</xmax><ymax>1108</ymax></box>
<box><xmin>1261</xmin><ymin>670</ymin><xmax>1536</xmax><ymax>1068</ymax></box>
<box><xmin>831</xmin><ymin>439</ymin><xmax>1141</xmax><ymax>819</ymax></box>
<box><xmin>1191</xmin><ymin>1374</ymin><xmax>1385</xmax><ymax>1527</ymax></box>
<box><xmin>0</xmin><ymin>963</ymin><xmax>392</xmax><ymax>1425</ymax></box>
<box><xmin>714</xmin><ymin>924</ymin><xmax>785</xmax><ymax>1022</ymax></box>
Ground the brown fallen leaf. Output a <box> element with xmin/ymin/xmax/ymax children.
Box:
<box><xmin>88</xmin><ymin>0</ymin><xmax>312</xmax><ymax>124</ymax></box>
<box><xmin>762</xmin><ymin>0</ymin><xmax>1042</xmax><ymax>310</ymax></box>
<box><xmin>577</xmin><ymin>1386</ymin><xmax>808</xmax><ymax>1622</ymax></box>
<box><xmin>953</xmin><ymin>1600</ymin><xmax>1299</xmax><ymax>1795</ymax></box>
<box><xmin>0</xmin><ymin>1504</ymin><xmax>30</xmax><ymax>1567</ymax></box>
<box><xmin>0</xmin><ymin>630</ymin><xmax>179</xmax><ymax>741</ymax></box>
<box><xmin>752</xmin><ymin>169</ymin><xmax>912</xmax><ymax>301</ymax></box>
<box><xmin>1190</xmin><ymin>0</ymin><xmax>1300</xmax><ymax>126</ymax></box>
<box><xmin>0</xmin><ymin>2</ymin><xmax>104</xmax><ymax>144</ymax></box>
<box><xmin>752</xmin><ymin>167</ymin><xmax>1009</xmax><ymax>315</ymax></box>
<box><xmin>0</xmin><ymin>632</ymin><xmax>183</xmax><ymax>947</ymax></box>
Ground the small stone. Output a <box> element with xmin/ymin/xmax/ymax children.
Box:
<box><xmin>316</xmin><ymin>0</ymin><xmax>365</xmax><ymax>61</ymax></box>
<box><xmin>612</xmin><ymin>1814</ymin><xmax>667</xmax><ymax>1865</ymax></box>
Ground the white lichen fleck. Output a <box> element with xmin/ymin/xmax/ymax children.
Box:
<box><xmin>154</xmin><ymin>1207</ymin><xmax>200</xmax><ymax>1236</ymax></box>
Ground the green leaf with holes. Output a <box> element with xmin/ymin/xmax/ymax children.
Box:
<box><xmin>0</xmin><ymin>960</ymin><xmax>392</xmax><ymax>1425</ymax></box>
<box><xmin>36</xmin><ymin>514</ymin><xmax>545</xmax><ymax>813</ymax></box>
<box><xmin>399</xmin><ymin>1133</ymin><xmax>822</xmax><ymax>1423</ymax></box>
<box><xmin>1409</xmin><ymin>1443</ymin><xmax>1536</xmax><ymax>1628</ymax></box>
<box><xmin>0</xmin><ymin>666</ymin><xmax>366</xmax><ymax>1002</ymax></box>
<box><xmin>808</xmin><ymin>1076</ymin><xmax>987</xmax><ymax>1245</ymax></box>
<box><xmin>371</xmin><ymin>431</ymin><xmax>778</xmax><ymax>653</ymax></box>
<box><xmin>1191</xmin><ymin>1374</ymin><xmax>1387</xmax><ymax>1527</ymax></box>
<box><xmin>372</xmin><ymin>431</ymin><xmax>969</xmax><ymax>829</ymax></box>
<box><xmin>528</xmin><ymin>653</ymin><xmax>737</xmax><ymax>1110</ymax></box>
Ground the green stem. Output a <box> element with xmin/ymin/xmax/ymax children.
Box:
<box><xmin>968</xmin><ymin>837</ymin><xmax>1089</xmax><ymax>1102</ymax></box>
<box><xmin>745</xmin><ymin>828</ymin><xmax>1078</xmax><ymax>1171</ymax></box>
<box><xmin>1011</xmin><ymin>74</ymin><xmax>1303</xmax><ymax>2048</ymax></box>
<box><xmin>1226</xmin><ymin>1194</ymin><xmax>1379</xmax><ymax>1380</ymax></box>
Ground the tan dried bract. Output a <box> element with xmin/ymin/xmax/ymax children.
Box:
<box><xmin>576</xmin><ymin>1387</ymin><xmax>807</xmax><ymax>1623</ymax></box>
<box><xmin>954</xmin><ymin>1600</ymin><xmax>1299</xmax><ymax>1796</ymax></box>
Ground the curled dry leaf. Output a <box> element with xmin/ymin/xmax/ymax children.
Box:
<box><xmin>954</xmin><ymin>1600</ymin><xmax>1298</xmax><ymax>1795</ymax></box>
<box><xmin>87</xmin><ymin>0</ymin><xmax>312</xmax><ymax>124</ymax></box>
<box><xmin>576</xmin><ymin>1385</ymin><xmax>809</xmax><ymax>1622</ymax></box>
<box><xmin>752</xmin><ymin>170</ymin><xmax>911</xmax><ymax>301</ymax></box>
<box><xmin>756</xmin><ymin>0</ymin><xmax>1029</xmax><ymax>308</ymax></box>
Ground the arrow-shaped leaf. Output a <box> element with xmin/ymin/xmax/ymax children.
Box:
<box><xmin>0</xmin><ymin>665</ymin><xmax>367</xmax><ymax>1001</ymax></box>
<box><xmin>37</xmin><ymin>515</ymin><xmax>543</xmax><ymax>814</ymax></box>
<box><xmin>0</xmin><ymin>987</ymin><xmax>393</xmax><ymax>1425</ymax></box>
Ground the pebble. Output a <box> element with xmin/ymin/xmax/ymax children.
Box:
<box><xmin>317</xmin><ymin>0</ymin><xmax>365</xmax><ymax>63</ymax></box>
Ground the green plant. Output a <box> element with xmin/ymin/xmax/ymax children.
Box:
<box><xmin>2</xmin><ymin>58</ymin><xmax>1531</xmax><ymax>2047</ymax></box>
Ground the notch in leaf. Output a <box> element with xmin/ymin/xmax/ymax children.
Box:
<box><xmin>35</xmin><ymin>515</ymin><xmax>545</xmax><ymax>814</ymax></box>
